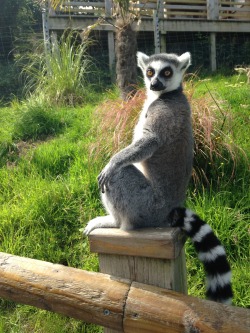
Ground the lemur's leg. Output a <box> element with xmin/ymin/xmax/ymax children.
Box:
<box><xmin>101</xmin><ymin>165</ymin><xmax>165</xmax><ymax>230</ymax></box>
<box><xmin>84</xmin><ymin>215</ymin><xmax>118</xmax><ymax>235</ymax></box>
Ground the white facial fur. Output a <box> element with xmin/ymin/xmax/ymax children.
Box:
<box><xmin>137</xmin><ymin>51</ymin><xmax>191</xmax><ymax>97</ymax></box>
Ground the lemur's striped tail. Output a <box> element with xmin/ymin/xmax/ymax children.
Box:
<box><xmin>170</xmin><ymin>207</ymin><xmax>233</xmax><ymax>305</ymax></box>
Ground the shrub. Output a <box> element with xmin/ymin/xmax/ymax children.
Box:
<box><xmin>20</xmin><ymin>31</ymin><xmax>94</xmax><ymax>106</ymax></box>
<box><xmin>0</xmin><ymin>62</ymin><xmax>21</xmax><ymax>104</ymax></box>
<box><xmin>89</xmin><ymin>88</ymin><xmax>145</xmax><ymax>161</ymax></box>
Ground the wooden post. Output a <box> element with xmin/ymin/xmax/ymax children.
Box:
<box><xmin>210</xmin><ymin>32</ymin><xmax>217</xmax><ymax>71</ymax></box>
<box><xmin>42</xmin><ymin>0</ymin><xmax>51</xmax><ymax>55</ymax></box>
<box><xmin>108</xmin><ymin>31</ymin><xmax>115</xmax><ymax>74</ymax></box>
<box><xmin>207</xmin><ymin>0</ymin><xmax>219</xmax><ymax>20</ymax></box>
<box><xmin>207</xmin><ymin>0</ymin><xmax>218</xmax><ymax>71</ymax></box>
<box><xmin>160</xmin><ymin>32</ymin><xmax>167</xmax><ymax>52</ymax></box>
<box><xmin>105</xmin><ymin>0</ymin><xmax>115</xmax><ymax>77</ymax></box>
<box><xmin>88</xmin><ymin>226</ymin><xmax>187</xmax><ymax>333</ymax></box>
<box><xmin>157</xmin><ymin>0</ymin><xmax>166</xmax><ymax>53</ymax></box>
<box><xmin>153</xmin><ymin>12</ymin><xmax>161</xmax><ymax>53</ymax></box>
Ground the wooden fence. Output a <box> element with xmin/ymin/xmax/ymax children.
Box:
<box><xmin>0</xmin><ymin>251</ymin><xmax>249</xmax><ymax>333</ymax></box>
<box><xmin>51</xmin><ymin>0</ymin><xmax>250</xmax><ymax>21</ymax></box>
<box><xmin>45</xmin><ymin>0</ymin><xmax>250</xmax><ymax>72</ymax></box>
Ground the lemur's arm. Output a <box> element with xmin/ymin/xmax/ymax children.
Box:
<box><xmin>98</xmin><ymin>134</ymin><xmax>160</xmax><ymax>193</ymax></box>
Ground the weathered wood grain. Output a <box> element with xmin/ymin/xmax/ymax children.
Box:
<box><xmin>124</xmin><ymin>282</ymin><xmax>250</xmax><ymax>333</ymax></box>
<box><xmin>89</xmin><ymin>227</ymin><xmax>186</xmax><ymax>259</ymax></box>
<box><xmin>0</xmin><ymin>252</ymin><xmax>249</xmax><ymax>333</ymax></box>
<box><xmin>0</xmin><ymin>252</ymin><xmax>130</xmax><ymax>331</ymax></box>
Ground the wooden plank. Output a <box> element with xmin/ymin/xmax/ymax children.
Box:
<box><xmin>130</xmin><ymin>3</ymin><xmax>157</xmax><ymax>9</ymax></box>
<box><xmin>124</xmin><ymin>282</ymin><xmax>250</xmax><ymax>333</ymax></box>
<box><xmin>0</xmin><ymin>252</ymin><xmax>130</xmax><ymax>331</ymax></box>
<box><xmin>159</xmin><ymin>18</ymin><xmax>250</xmax><ymax>32</ymax></box>
<box><xmin>47</xmin><ymin>16</ymin><xmax>250</xmax><ymax>32</ymax></box>
<box><xmin>220</xmin><ymin>11</ymin><xmax>250</xmax><ymax>17</ymax></box>
<box><xmin>219</xmin><ymin>6</ymin><xmax>250</xmax><ymax>11</ymax></box>
<box><xmin>166</xmin><ymin>5</ymin><xmax>207</xmax><ymax>10</ymax></box>
<box><xmin>89</xmin><ymin>227</ymin><xmax>186</xmax><ymax>259</ymax></box>
<box><xmin>62</xmin><ymin>1</ymin><xmax>103</xmax><ymax>4</ymax></box>
<box><xmin>60</xmin><ymin>9</ymin><xmax>104</xmax><ymax>13</ymax></box>
<box><xmin>165</xmin><ymin>11</ymin><xmax>208</xmax><ymax>16</ymax></box>
<box><xmin>59</xmin><ymin>6</ymin><xmax>105</xmax><ymax>11</ymax></box>
<box><xmin>62</xmin><ymin>2</ymin><xmax>105</xmax><ymax>6</ymax></box>
<box><xmin>0</xmin><ymin>252</ymin><xmax>249</xmax><ymax>333</ymax></box>
<box><xmin>150</xmin><ymin>0</ymin><xmax>207</xmax><ymax>3</ymax></box>
<box><xmin>220</xmin><ymin>1</ymin><xmax>249</xmax><ymax>5</ymax></box>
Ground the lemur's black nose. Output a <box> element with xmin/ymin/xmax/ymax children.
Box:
<box><xmin>150</xmin><ymin>78</ymin><xmax>164</xmax><ymax>91</ymax></box>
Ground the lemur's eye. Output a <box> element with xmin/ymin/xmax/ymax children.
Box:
<box><xmin>164</xmin><ymin>70</ymin><xmax>171</xmax><ymax>77</ymax></box>
<box><xmin>146</xmin><ymin>68</ymin><xmax>154</xmax><ymax>77</ymax></box>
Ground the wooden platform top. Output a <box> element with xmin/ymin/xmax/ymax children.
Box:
<box><xmin>88</xmin><ymin>227</ymin><xmax>186</xmax><ymax>259</ymax></box>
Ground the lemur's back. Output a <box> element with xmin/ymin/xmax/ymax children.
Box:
<box><xmin>134</xmin><ymin>88</ymin><xmax>193</xmax><ymax>212</ymax></box>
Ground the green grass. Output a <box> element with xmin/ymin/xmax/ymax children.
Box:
<box><xmin>0</xmin><ymin>73</ymin><xmax>249</xmax><ymax>332</ymax></box>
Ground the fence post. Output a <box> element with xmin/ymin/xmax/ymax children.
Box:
<box><xmin>88</xmin><ymin>225</ymin><xmax>187</xmax><ymax>333</ymax></box>
<box><xmin>207</xmin><ymin>0</ymin><xmax>218</xmax><ymax>71</ymax></box>
<box><xmin>42</xmin><ymin>0</ymin><xmax>51</xmax><ymax>55</ymax></box>
<box><xmin>105</xmin><ymin>0</ymin><xmax>115</xmax><ymax>76</ymax></box>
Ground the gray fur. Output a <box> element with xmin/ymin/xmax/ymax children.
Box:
<box><xmin>85</xmin><ymin>51</ymin><xmax>193</xmax><ymax>234</ymax></box>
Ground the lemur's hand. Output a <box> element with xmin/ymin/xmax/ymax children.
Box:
<box><xmin>98</xmin><ymin>161</ymin><xmax>117</xmax><ymax>193</ymax></box>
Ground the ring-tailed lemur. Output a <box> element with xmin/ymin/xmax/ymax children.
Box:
<box><xmin>84</xmin><ymin>52</ymin><xmax>233</xmax><ymax>304</ymax></box>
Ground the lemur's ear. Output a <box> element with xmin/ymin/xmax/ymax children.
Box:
<box><xmin>137</xmin><ymin>52</ymin><xmax>149</xmax><ymax>70</ymax></box>
<box><xmin>178</xmin><ymin>52</ymin><xmax>191</xmax><ymax>71</ymax></box>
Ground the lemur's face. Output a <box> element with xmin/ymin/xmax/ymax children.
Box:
<box><xmin>137</xmin><ymin>52</ymin><xmax>191</xmax><ymax>94</ymax></box>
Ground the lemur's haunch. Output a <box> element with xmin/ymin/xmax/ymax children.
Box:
<box><xmin>84</xmin><ymin>51</ymin><xmax>233</xmax><ymax>304</ymax></box>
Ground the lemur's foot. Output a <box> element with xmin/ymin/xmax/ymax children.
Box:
<box><xmin>84</xmin><ymin>216</ymin><xmax>118</xmax><ymax>235</ymax></box>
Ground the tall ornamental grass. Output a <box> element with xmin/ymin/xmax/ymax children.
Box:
<box><xmin>20</xmin><ymin>31</ymin><xmax>93</xmax><ymax>106</ymax></box>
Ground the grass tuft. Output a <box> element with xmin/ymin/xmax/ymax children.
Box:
<box><xmin>19</xmin><ymin>31</ymin><xmax>94</xmax><ymax>107</ymax></box>
<box><xmin>89</xmin><ymin>87</ymin><xmax>145</xmax><ymax>161</ymax></box>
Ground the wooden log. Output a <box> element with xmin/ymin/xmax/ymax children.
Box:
<box><xmin>0</xmin><ymin>252</ymin><xmax>130</xmax><ymax>331</ymax></box>
<box><xmin>124</xmin><ymin>282</ymin><xmax>250</xmax><ymax>333</ymax></box>
<box><xmin>0</xmin><ymin>252</ymin><xmax>249</xmax><ymax>333</ymax></box>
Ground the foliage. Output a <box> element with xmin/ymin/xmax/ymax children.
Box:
<box><xmin>90</xmin><ymin>87</ymin><xmax>145</xmax><ymax>159</ymax></box>
<box><xmin>19</xmin><ymin>32</ymin><xmax>94</xmax><ymax>106</ymax></box>
<box><xmin>0</xmin><ymin>63</ymin><xmax>21</xmax><ymax>104</ymax></box>
<box><xmin>0</xmin><ymin>0</ymin><xmax>42</xmax><ymax>60</ymax></box>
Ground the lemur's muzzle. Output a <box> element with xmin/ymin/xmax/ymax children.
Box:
<box><xmin>150</xmin><ymin>78</ymin><xmax>165</xmax><ymax>91</ymax></box>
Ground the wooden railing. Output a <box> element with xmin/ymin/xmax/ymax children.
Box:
<box><xmin>0</xmin><ymin>251</ymin><xmax>249</xmax><ymax>333</ymax></box>
<box><xmin>50</xmin><ymin>0</ymin><xmax>250</xmax><ymax>21</ymax></box>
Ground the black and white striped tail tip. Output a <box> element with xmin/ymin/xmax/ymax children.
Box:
<box><xmin>170</xmin><ymin>207</ymin><xmax>233</xmax><ymax>305</ymax></box>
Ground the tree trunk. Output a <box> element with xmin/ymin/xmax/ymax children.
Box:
<box><xmin>115</xmin><ymin>18</ymin><xmax>137</xmax><ymax>101</ymax></box>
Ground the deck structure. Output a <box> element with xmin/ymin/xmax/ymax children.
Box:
<box><xmin>44</xmin><ymin>0</ymin><xmax>250</xmax><ymax>70</ymax></box>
